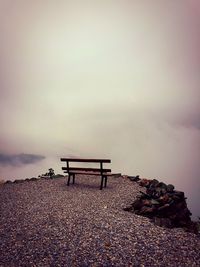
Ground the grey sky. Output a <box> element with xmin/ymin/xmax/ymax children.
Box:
<box><xmin>0</xmin><ymin>1</ymin><xmax>200</xmax><ymax>217</ymax></box>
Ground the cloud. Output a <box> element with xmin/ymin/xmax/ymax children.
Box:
<box><xmin>161</xmin><ymin>111</ymin><xmax>200</xmax><ymax>131</ymax></box>
<box><xmin>0</xmin><ymin>153</ymin><xmax>45</xmax><ymax>167</ymax></box>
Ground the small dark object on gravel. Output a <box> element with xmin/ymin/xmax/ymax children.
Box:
<box><xmin>5</xmin><ymin>180</ymin><xmax>12</xmax><ymax>184</ymax></box>
<box><xmin>13</xmin><ymin>179</ymin><xmax>24</xmax><ymax>183</ymax></box>
<box><xmin>128</xmin><ymin>175</ymin><xmax>140</xmax><ymax>182</ymax></box>
<box><xmin>29</xmin><ymin>177</ymin><xmax>38</xmax><ymax>181</ymax></box>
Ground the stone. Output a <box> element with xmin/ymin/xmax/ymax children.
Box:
<box><xmin>142</xmin><ymin>199</ymin><xmax>152</xmax><ymax>206</ymax></box>
<box><xmin>30</xmin><ymin>177</ymin><xmax>38</xmax><ymax>181</ymax></box>
<box><xmin>132</xmin><ymin>199</ymin><xmax>143</xmax><ymax>210</ymax></box>
<box><xmin>173</xmin><ymin>191</ymin><xmax>185</xmax><ymax>199</ymax></box>
<box><xmin>157</xmin><ymin>182</ymin><xmax>168</xmax><ymax>194</ymax></box>
<box><xmin>13</xmin><ymin>179</ymin><xmax>24</xmax><ymax>183</ymax></box>
<box><xmin>150</xmin><ymin>199</ymin><xmax>160</xmax><ymax>205</ymax></box>
<box><xmin>139</xmin><ymin>206</ymin><xmax>154</xmax><ymax>215</ymax></box>
<box><xmin>153</xmin><ymin>217</ymin><xmax>173</xmax><ymax>228</ymax></box>
<box><xmin>150</xmin><ymin>179</ymin><xmax>159</xmax><ymax>186</ymax></box>
<box><xmin>167</xmin><ymin>184</ymin><xmax>174</xmax><ymax>192</ymax></box>
<box><xmin>128</xmin><ymin>175</ymin><xmax>140</xmax><ymax>182</ymax></box>
<box><xmin>159</xmin><ymin>194</ymin><xmax>170</xmax><ymax>204</ymax></box>
<box><xmin>158</xmin><ymin>204</ymin><xmax>170</xmax><ymax>211</ymax></box>
<box><xmin>123</xmin><ymin>206</ymin><xmax>133</xmax><ymax>212</ymax></box>
<box><xmin>139</xmin><ymin>179</ymin><xmax>152</xmax><ymax>187</ymax></box>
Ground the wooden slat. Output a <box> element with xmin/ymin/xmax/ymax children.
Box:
<box><xmin>60</xmin><ymin>158</ymin><xmax>111</xmax><ymax>163</ymax></box>
<box><xmin>64</xmin><ymin>171</ymin><xmax>114</xmax><ymax>176</ymax></box>
<box><xmin>62</xmin><ymin>167</ymin><xmax>111</xmax><ymax>172</ymax></box>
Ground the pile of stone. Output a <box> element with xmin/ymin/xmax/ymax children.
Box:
<box><xmin>125</xmin><ymin>176</ymin><xmax>198</xmax><ymax>233</ymax></box>
<box><xmin>4</xmin><ymin>177</ymin><xmax>38</xmax><ymax>184</ymax></box>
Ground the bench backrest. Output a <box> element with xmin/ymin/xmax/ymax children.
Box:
<box><xmin>61</xmin><ymin>158</ymin><xmax>111</xmax><ymax>163</ymax></box>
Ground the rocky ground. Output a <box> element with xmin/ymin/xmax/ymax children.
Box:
<box><xmin>0</xmin><ymin>176</ymin><xmax>200</xmax><ymax>267</ymax></box>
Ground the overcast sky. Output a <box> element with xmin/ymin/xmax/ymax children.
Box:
<box><xmin>0</xmin><ymin>1</ymin><xmax>200</xmax><ymax>217</ymax></box>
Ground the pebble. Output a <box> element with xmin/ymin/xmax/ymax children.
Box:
<box><xmin>0</xmin><ymin>176</ymin><xmax>200</xmax><ymax>266</ymax></box>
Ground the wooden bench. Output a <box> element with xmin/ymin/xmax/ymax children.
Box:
<box><xmin>60</xmin><ymin>158</ymin><xmax>111</xmax><ymax>190</ymax></box>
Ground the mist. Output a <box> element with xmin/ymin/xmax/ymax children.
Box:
<box><xmin>0</xmin><ymin>1</ymin><xmax>200</xmax><ymax>218</ymax></box>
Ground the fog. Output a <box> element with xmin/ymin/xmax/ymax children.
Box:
<box><xmin>0</xmin><ymin>1</ymin><xmax>200</xmax><ymax>218</ymax></box>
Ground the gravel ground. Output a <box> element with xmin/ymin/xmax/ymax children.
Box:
<box><xmin>0</xmin><ymin>175</ymin><xmax>200</xmax><ymax>267</ymax></box>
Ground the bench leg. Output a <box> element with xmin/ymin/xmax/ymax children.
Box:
<box><xmin>67</xmin><ymin>174</ymin><xmax>71</xmax><ymax>186</ymax></box>
<box><xmin>104</xmin><ymin>176</ymin><xmax>107</xmax><ymax>188</ymax></box>
<box><xmin>72</xmin><ymin>174</ymin><xmax>75</xmax><ymax>184</ymax></box>
<box><xmin>100</xmin><ymin>175</ymin><xmax>104</xmax><ymax>190</ymax></box>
